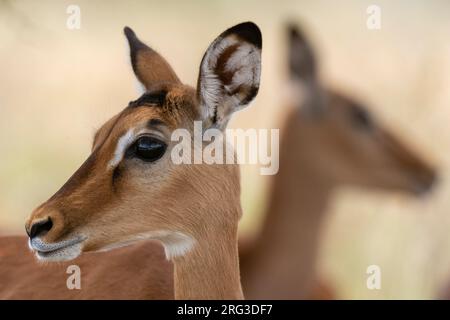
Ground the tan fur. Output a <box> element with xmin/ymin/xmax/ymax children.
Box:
<box><xmin>239</xmin><ymin>24</ymin><xmax>437</xmax><ymax>298</ymax></box>
<box><xmin>240</xmin><ymin>94</ymin><xmax>434</xmax><ymax>299</ymax></box>
<box><xmin>1</xmin><ymin>85</ymin><xmax>434</xmax><ymax>300</ymax></box>
<box><xmin>0</xmin><ymin>236</ymin><xmax>172</xmax><ymax>299</ymax></box>
<box><xmin>135</xmin><ymin>50</ymin><xmax>181</xmax><ymax>87</ymax></box>
<box><xmin>0</xmin><ymin>23</ymin><xmax>262</xmax><ymax>300</ymax></box>
<box><xmin>25</xmin><ymin>86</ymin><xmax>243</xmax><ymax>300</ymax></box>
<box><xmin>237</xmin><ymin>25</ymin><xmax>436</xmax><ymax>299</ymax></box>
<box><xmin>0</xmin><ymin>24</ymin><xmax>434</xmax><ymax>300</ymax></box>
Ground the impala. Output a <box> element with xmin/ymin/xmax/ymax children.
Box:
<box><xmin>0</xmin><ymin>23</ymin><xmax>436</xmax><ymax>301</ymax></box>
<box><xmin>0</xmin><ymin>21</ymin><xmax>262</xmax><ymax>299</ymax></box>
<box><xmin>239</xmin><ymin>24</ymin><xmax>437</xmax><ymax>299</ymax></box>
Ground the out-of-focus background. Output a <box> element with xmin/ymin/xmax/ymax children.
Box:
<box><xmin>1</xmin><ymin>0</ymin><xmax>450</xmax><ymax>299</ymax></box>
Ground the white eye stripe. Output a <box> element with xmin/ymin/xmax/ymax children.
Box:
<box><xmin>108</xmin><ymin>129</ymin><xmax>135</xmax><ymax>168</ymax></box>
<box><xmin>108</xmin><ymin>128</ymin><xmax>167</xmax><ymax>169</ymax></box>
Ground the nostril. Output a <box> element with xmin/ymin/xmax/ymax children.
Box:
<box><xmin>28</xmin><ymin>217</ymin><xmax>53</xmax><ymax>239</ymax></box>
<box><xmin>427</xmin><ymin>172</ymin><xmax>439</xmax><ymax>191</ymax></box>
<box><xmin>414</xmin><ymin>170</ymin><xmax>439</xmax><ymax>196</ymax></box>
<box><xmin>422</xmin><ymin>169</ymin><xmax>438</xmax><ymax>188</ymax></box>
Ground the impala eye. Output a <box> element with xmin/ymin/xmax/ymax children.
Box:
<box><xmin>127</xmin><ymin>136</ymin><xmax>167</xmax><ymax>162</ymax></box>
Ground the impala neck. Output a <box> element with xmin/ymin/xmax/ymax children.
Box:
<box><xmin>173</xmin><ymin>223</ymin><xmax>243</xmax><ymax>299</ymax></box>
<box><xmin>242</xmin><ymin>113</ymin><xmax>334</xmax><ymax>299</ymax></box>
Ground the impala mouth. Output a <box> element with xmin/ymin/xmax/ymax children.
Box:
<box><xmin>29</xmin><ymin>236</ymin><xmax>87</xmax><ymax>262</ymax></box>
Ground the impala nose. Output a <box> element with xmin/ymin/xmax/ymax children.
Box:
<box><xmin>26</xmin><ymin>217</ymin><xmax>53</xmax><ymax>239</ymax></box>
<box><xmin>413</xmin><ymin>164</ymin><xmax>438</xmax><ymax>196</ymax></box>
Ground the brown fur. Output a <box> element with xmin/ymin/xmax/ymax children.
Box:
<box><xmin>239</xmin><ymin>95</ymin><xmax>434</xmax><ymax>299</ymax></box>
<box><xmin>0</xmin><ymin>236</ymin><xmax>172</xmax><ymax>299</ymax></box>
<box><xmin>0</xmin><ymin>24</ymin><xmax>435</xmax><ymax>300</ymax></box>
<box><xmin>239</xmin><ymin>25</ymin><xmax>436</xmax><ymax>299</ymax></box>
<box><xmin>1</xmin><ymin>84</ymin><xmax>434</xmax><ymax>300</ymax></box>
<box><xmin>0</xmin><ymin>22</ymin><xmax>262</xmax><ymax>300</ymax></box>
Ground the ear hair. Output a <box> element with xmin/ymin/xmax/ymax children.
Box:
<box><xmin>288</xmin><ymin>23</ymin><xmax>317</xmax><ymax>82</ymax></box>
<box><xmin>197</xmin><ymin>22</ymin><xmax>262</xmax><ymax>129</ymax></box>
<box><xmin>288</xmin><ymin>23</ymin><xmax>327</xmax><ymax>116</ymax></box>
<box><xmin>124</xmin><ymin>26</ymin><xmax>180</xmax><ymax>90</ymax></box>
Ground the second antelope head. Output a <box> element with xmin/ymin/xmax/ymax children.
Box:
<box><xmin>284</xmin><ymin>24</ymin><xmax>436</xmax><ymax>194</ymax></box>
<box><xmin>25</xmin><ymin>22</ymin><xmax>262</xmax><ymax>263</ymax></box>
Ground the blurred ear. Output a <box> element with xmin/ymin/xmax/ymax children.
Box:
<box><xmin>288</xmin><ymin>24</ymin><xmax>317</xmax><ymax>82</ymax></box>
<box><xmin>288</xmin><ymin>23</ymin><xmax>326</xmax><ymax>116</ymax></box>
<box><xmin>197</xmin><ymin>22</ymin><xmax>262</xmax><ymax>129</ymax></box>
<box><xmin>124</xmin><ymin>27</ymin><xmax>180</xmax><ymax>90</ymax></box>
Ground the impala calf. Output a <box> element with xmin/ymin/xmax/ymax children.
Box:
<box><xmin>239</xmin><ymin>24</ymin><xmax>437</xmax><ymax>299</ymax></box>
<box><xmin>2</xmin><ymin>21</ymin><xmax>262</xmax><ymax>300</ymax></box>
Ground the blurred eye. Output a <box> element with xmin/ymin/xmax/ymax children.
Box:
<box><xmin>127</xmin><ymin>136</ymin><xmax>167</xmax><ymax>162</ymax></box>
<box><xmin>351</xmin><ymin>106</ymin><xmax>372</xmax><ymax>130</ymax></box>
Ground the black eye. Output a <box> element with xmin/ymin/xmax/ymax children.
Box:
<box><xmin>351</xmin><ymin>106</ymin><xmax>372</xmax><ymax>130</ymax></box>
<box><xmin>127</xmin><ymin>136</ymin><xmax>167</xmax><ymax>162</ymax></box>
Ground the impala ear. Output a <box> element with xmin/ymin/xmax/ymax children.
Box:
<box><xmin>124</xmin><ymin>26</ymin><xmax>180</xmax><ymax>90</ymax></box>
<box><xmin>288</xmin><ymin>24</ymin><xmax>317</xmax><ymax>82</ymax></box>
<box><xmin>288</xmin><ymin>24</ymin><xmax>326</xmax><ymax>115</ymax></box>
<box><xmin>197</xmin><ymin>22</ymin><xmax>262</xmax><ymax>129</ymax></box>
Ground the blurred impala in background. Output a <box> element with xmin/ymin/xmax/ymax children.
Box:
<box><xmin>1</xmin><ymin>0</ymin><xmax>449</xmax><ymax>299</ymax></box>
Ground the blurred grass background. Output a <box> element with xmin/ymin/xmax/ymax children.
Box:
<box><xmin>1</xmin><ymin>0</ymin><xmax>450</xmax><ymax>299</ymax></box>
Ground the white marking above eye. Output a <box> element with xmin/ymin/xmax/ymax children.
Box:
<box><xmin>108</xmin><ymin>128</ymin><xmax>167</xmax><ymax>169</ymax></box>
<box><xmin>108</xmin><ymin>129</ymin><xmax>135</xmax><ymax>168</ymax></box>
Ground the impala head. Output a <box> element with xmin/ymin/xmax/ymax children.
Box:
<box><xmin>25</xmin><ymin>22</ymin><xmax>262</xmax><ymax>262</ymax></box>
<box><xmin>286</xmin><ymin>24</ymin><xmax>436</xmax><ymax>194</ymax></box>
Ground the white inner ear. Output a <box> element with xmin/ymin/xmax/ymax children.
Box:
<box><xmin>199</xmin><ymin>36</ymin><xmax>261</xmax><ymax>120</ymax></box>
<box><xmin>224</xmin><ymin>43</ymin><xmax>261</xmax><ymax>98</ymax></box>
<box><xmin>134</xmin><ymin>78</ymin><xmax>147</xmax><ymax>95</ymax></box>
<box><xmin>200</xmin><ymin>36</ymin><xmax>239</xmax><ymax>120</ymax></box>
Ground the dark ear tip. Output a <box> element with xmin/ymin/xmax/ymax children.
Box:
<box><xmin>226</xmin><ymin>21</ymin><xmax>262</xmax><ymax>49</ymax></box>
<box><xmin>124</xmin><ymin>26</ymin><xmax>150</xmax><ymax>52</ymax></box>
<box><xmin>287</xmin><ymin>23</ymin><xmax>299</xmax><ymax>38</ymax></box>
<box><xmin>287</xmin><ymin>22</ymin><xmax>307</xmax><ymax>44</ymax></box>
<box><xmin>124</xmin><ymin>26</ymin><xmax>135</xmax><ymax>40</ymax></box>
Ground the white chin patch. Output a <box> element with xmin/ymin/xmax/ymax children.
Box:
<box><xmin>34</xmin><ymin>242</ymin><xmax>83</xmax><ymax>262</ymax></box>
<box><xmin>29</xmin><ymin>236</ymin><xmax>85</xmax><ymax>262</ymax></box>
<box><xmin>29</xmin><ymin>231</ymin><xmax>196</xmax><ymax>262</ymax></box>
<box><xmin>97</xmin><ymin>231</ymin><xmax>196</xmax><ymax>260</ymax></box>
<box><xmin>159</xmin><ymin>231</ymin><xmax>196</xmax><ymax>260</ymax></box>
